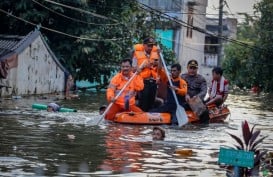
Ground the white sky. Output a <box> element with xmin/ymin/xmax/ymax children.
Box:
<box><xmin>206</xmin><ymin>0</ymin><xmax>260</xmax><ymax>22</ymax></box>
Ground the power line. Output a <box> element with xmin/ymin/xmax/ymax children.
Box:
<box><xmin>137</xmin><ymin>1</ymin><xmax>271</xmax><ymax>57</ymax></box>
<box><xmin>224</xmin><ymin>0</ymin><xmax>237</xmax><ymax>19</ymax></box>
<box><xmin>161</xmin><ymin>11</ymin><xmax>221</xmax><ymax>15</ymax></box>
<box><xmin>41</xmin><ymin>0</ymin><xmax>118</xmax><ymax>22</ymax></box>
<box><xmin>0</xmin><ymin>8</ymin><xmax>126</xmax><ymax>42</ymax></box>
<box><xmin>157</xmin><ymin>36</ymin><xmax>205</xmax><ymax>54</ymax></box>
<box><xmin>32</xmin><ymin>0</ymin><xmax>118</xmax><ymax>26</ymax></box>
<box><xmin>138</xmin><ymin>3</ymin><xmax>190</xmax><ymax>28</ymax></box>
<box><xmin>167</xmin><ymin>1</ymin><xmax>237</xmax><ymax>35</ymax></box>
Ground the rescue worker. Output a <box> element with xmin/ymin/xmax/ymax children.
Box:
<box><xmin>105</xmin><ymin>59</ymin><xmax>144</xmax><ymax>121</ymax></box>
<box><xmin>151</xmin><ymin>54</ymin><xmax>167</xmax><ymax>108</ymax></box>
<box><xmin>150</xmin><ymin>63</ymin><xmax>187</xmax><ymax>125</ymax></box>
<box><xmin>132</xmin><ymin>37</ymin><xmax>160</xmax><ymax>111</ymax></box>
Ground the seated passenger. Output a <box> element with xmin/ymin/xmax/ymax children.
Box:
<box><xmin>105</xmin><ymin>59</ymin><xmax>144</xmax><ymax>121</ymax></box>
<box><xmin>150</xmin><ymin>63</ymin><xmax>187</xmax><ymax>125</ymax></box>
<box><xmin>206</xmin><ymin>67</ymin><xmax>229</xmax><ymax>107</ymax></box>
<box><xmin>181</xmin><ymin>59</ymin><xmax>207</xmax><ymax>103</ymax></box>
<box><xmin>181</xmin><ymin>60</ymin><xmax>209</xmax><ymax>123</ymax></box>
<box><xmin>151</xmin><ymin>54</ymin><xmax>166</xmax><ymax>109</ymax></box>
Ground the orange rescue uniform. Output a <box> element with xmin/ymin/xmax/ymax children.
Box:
<box><xmin>160</xmin><ymin>70</ymin><xmax>187</xmax><ymax>97</ymax></box>
<box><xmin>105</xmin><ymin>72</ymin><xmax>144</xmax><ymax>120</ymax></box>
<box><xmin>132</xmin><ymin>44</ymin><xmax>159</xmax><ymax>80</ymax></box>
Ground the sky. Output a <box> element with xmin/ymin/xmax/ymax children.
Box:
<box><xmin>206</xmin><ymin>0</ymin><xmax>261</xmax><ymax>22</ymax></box>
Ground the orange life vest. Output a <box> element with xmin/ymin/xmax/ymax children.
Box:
<box><xmin>107</xmin><ymin>72</ymin><xmax>144</xmax><ymax>106</ymax></box>
<box><xmin>133</xmin><ymin>44</ymin><xmax>159</xmax><ymax>79</ymax></box>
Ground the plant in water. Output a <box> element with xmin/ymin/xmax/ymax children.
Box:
<box><xmin>260</xmin><ymin>151</ymin><xmax>273</xmax><ymax>177</ymax></box>
<box><xmin>227</xmin><ymin>120</ymin><xmax>267</xmax><ymax>176</ymax></box>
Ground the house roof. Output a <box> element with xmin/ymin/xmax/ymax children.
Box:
<box><xmin>0</xmin><ymin>29</ymin><xmax>66</xmax><ymax>72</ymax></box>
<box><xmin>0</xmin><ymin>35</ymin><xmax>23</xmax><ymax>59</ymax></box>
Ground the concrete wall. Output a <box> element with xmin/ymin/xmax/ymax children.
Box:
<box><xmin>178</xmin><ymin>0</ymin><xmax>207</xmax><ymax>75</ymax></box>
<box><xmin>1</xmin><ymin>35</ymin><xmax>65</xmax><ymax>96</ymax></box>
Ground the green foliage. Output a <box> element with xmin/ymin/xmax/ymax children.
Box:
<box><xmin>223</xmin><ymin>0</ymin><xmax>273</xmax><ymax>92</ymax></box>
<box><xmin>250</xmin><ymin>0</ymin><xmax>273</xmax><ymax>92</ymax></box>
<box><xmin>222</xmin><ymin>13</ymin><xmax>257</xmax><ymax>89</ymax></box>
<box><xmin>222</xmin><ymin>42</ymin><xmax>253</xmax><ymax>88</ymax></box>
<box><xmin>0</xmin><ymin>0</ymin><xmax>175</xmax><ymax>86</ymax></box>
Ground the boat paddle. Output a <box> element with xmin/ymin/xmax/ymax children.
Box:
<box><xmin>158</xmin><ymin>47</ymin><xmax>188</xmax><ymax>127</ymax></box>
<box><xmin>89</xmin><ymin>61</ymin><xmax>146</xmax><ymax>125</ymax></box>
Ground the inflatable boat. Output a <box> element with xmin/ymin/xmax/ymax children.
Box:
<box><xmin>114</xmin><ymin>106</ymin><xmax>230</xmax><ymax>125</ymax></box>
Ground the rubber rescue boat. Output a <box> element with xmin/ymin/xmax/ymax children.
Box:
<box><xmin>114</xmin><ymin>105</ymin><xmax>230</xmax><ymax>125</ymax></box>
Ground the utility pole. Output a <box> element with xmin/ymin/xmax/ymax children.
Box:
<box><xmin>217</xmin><ymin>0</ymin><xmax>224</xmax><ymax>66</ymax></box>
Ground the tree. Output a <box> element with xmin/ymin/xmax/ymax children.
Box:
<box><xmin>251</xmin><ymin>0</ymin><xmax>273</xmax><ymax>92</ymax></box>
<box><xmin>0</xmin><ymin>0</ymin><xmax>175</xmax><ymax>88</ymax></box>
<box><xmin>223</xmin><ymin>0</ymin><xmax>273</xmax><ymax>92</ymax></box>
<box><xmin>222</xmin><ymin>15</ymin><xmax>256</xmax><ymax>89</ymax></box>
<box><xmin>222</xmin><ymin>43</ymin><xmax>253</xmax><ymax>89</ymax></box>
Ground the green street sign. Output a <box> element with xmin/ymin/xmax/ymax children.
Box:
<box><xmin>218</xmin><ymin>147</ymin><xmax>254</xmax><ymax>168</ymax></box>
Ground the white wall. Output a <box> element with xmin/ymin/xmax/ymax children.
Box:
<box><xmin>1</xmin><ymin>35</ymin><xmax>65</xmax><ymax>96</ymax></box>
<box><xmin>178</xmin><ymin>0</ymin><xmax>207</xmax><ymax>75</ymax></box>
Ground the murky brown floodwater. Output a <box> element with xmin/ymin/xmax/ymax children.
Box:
<box><xmin>0</xmin><ymin>92</ymin><xmax>272</xmax><ymax>177</ymax></box>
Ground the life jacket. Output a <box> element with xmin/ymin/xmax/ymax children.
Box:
<box><xmin>133</xmin><ymin>44</ymin><xmax>159</xmax><ymax>79</ymax></box>
<box><xmin>150</xmin><ymin>51</ymin><xmax>160</xmax><ymax>60</ymax></box>
<box><xmin>107</xmin><ymin>72</ymin><xmax>144</xmax><ymax>106</ymax></box>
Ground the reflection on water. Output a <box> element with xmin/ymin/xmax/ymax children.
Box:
<box><xmin>0</xmin><ymin>92</ymin><xmax>272</xmax><ymax>176</ymax></box>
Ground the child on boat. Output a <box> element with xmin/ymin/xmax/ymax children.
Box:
<box><xmin>206</xmin><ymin>67</ymin><xmax>229</xmax><ymax>107</ymax></box>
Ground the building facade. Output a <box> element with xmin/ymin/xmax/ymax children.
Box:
<box><xmin>138</xmin><ymin>0</ymin><xmax>208</xmax><ymax>75</ymax></box>
<box><xmin>179</xmin><ymin>0</ymin><xmax>207</xmax><ymax>74</ymax></box>
<box><xmin>202</xmin><ymin>17</ymin><xmax>238</xmax><ymax>81</ymax></box>
<box><xmin>0</xmin><ymin>29</ymin><xmax>67</xmax><ymax>97</ymax></box>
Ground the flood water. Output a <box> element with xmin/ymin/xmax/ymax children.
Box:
<box><xmin>0</xmin><ymin>92</ymin><xmax>272</xmax><ymax>177</ymax></box>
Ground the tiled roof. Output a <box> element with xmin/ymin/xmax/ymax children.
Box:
<box><xmin>0</xmin><ymin>29</ymin><xmax>66</xmax><ymax>72</ymax></box>
<box><xmin>0</xmin><ymin>30</ymin><xmax>39</xmax><ymax>61</ymax></box>
<box><xmin>0</xmin><ymin>35</ymin><xmax>23</xmax><ymax>59</ymax></box>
